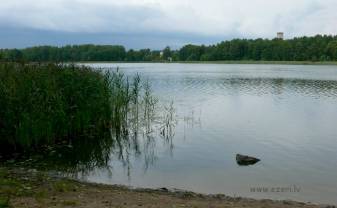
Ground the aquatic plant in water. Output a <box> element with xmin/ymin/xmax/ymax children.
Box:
<box><xmin>0</xmin><ymin>63</ymin><xmax>151</xmax><ymax>159</ymax></box>
<box><xmin>0</xmin><ymin>63</ymin><xmax>176</xmax><ymax>175</ymax></box>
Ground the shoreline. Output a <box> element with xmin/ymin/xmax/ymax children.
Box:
<box><xmin>78</xmin><ymin>60</ymin><xmax>337</xmax><ymax>65</ymax></box>
<box><xmin>0</xmin><ymin>167</ymin><xmax>331</xmax><ymax>208</ymax></box>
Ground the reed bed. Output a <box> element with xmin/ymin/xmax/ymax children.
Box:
<box><xmin>0</xmin><ymin>63</ymin><xmax>156</xmax><ymax>159</ymax></box>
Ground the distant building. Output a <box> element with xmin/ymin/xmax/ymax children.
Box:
<box><xmin>277</xmin><ymin>32</ymin><xmax>284</xmax><ymax>39</ymax></box>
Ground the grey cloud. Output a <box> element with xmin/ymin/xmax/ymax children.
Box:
<box><xmin>0</xmin><ymin>0</ymin><xmax>336</xmax><ymax>48</ymax></box>
<box><xmin>0</xmin><ymin>26</ymin><xmax>226</xmax><ymax>49</ymax></box>
<box><xmin>0</xmin><ymin>1</ymin><xmax>163</xmax><ymax>33</ymax></box>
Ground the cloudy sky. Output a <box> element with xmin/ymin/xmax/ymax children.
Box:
<box><xmin>0</xmin><ymin>0</ymin><xmax>336</xmax><ymax>49</ymax></box>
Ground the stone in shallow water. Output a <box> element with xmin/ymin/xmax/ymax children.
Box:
<box><xmin>159</xmin><ymin>187</ymin><xmax>169</xmax><ymax>192</ymax></box>
<box><xmin>236</xmin><ymin>154</ymin><xmax>260</xmax><ymax>166</ymax></box>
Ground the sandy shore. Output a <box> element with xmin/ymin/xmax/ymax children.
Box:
<box><xmin>0</xmin><ymin>167</ymin><xmax>332</xmax><ymax>208</ymax></box>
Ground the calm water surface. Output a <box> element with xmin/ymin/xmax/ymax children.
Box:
<box><xmin>83</xmin><ymin>63</ymin><xmax>337</xmax><ymax>204</ymax></box>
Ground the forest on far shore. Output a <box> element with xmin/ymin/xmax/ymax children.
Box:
<box><xmin>1</xmin><ymin>35</ymin><xmax>337</xmax><ymax>62</ymax></box>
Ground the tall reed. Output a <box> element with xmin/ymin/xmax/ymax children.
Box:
<box><xmin>0</xmin><ymin>63</ymin><xmax>156</xmax><ymax>158</ymax></box>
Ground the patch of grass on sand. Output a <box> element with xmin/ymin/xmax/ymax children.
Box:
<box><xmin>61</xmin><ymin>200</ymin><xmax>79</xmax><ymax>206</ymax></box>
<box><xmin>52</xmin><ymin>180</ymin><xmax>78</xmax><ymax>193</ymax></box>
<box><xmin>0</xmin><ymin>197</ymin><xmax>10</xmax><ymax>208</ymax></box>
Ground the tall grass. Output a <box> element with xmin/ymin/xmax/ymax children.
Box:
<box><xmin>0</xmin><ymin>63</ymin><xmax>156</xmax><ymax>158</ymax></box>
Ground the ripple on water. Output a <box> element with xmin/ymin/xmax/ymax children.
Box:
<box><xmin>82</xmin><ymin>63</ymin><xmax>337</xmax><ymax>205</ymax></box>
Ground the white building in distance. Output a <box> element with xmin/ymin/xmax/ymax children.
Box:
<box><xmin>277</xmin><ymin>32</ymin><xmax>284</xmax><ymax>39</ymax></box>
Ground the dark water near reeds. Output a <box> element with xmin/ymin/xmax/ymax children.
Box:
<box><xmin>77</xmin><ymin>63</ymin><xmax>337</xmax><ymax>204</ymax></box>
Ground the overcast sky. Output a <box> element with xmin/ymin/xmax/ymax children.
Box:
<box><xmin>0</xmin><ymin>0</ymin><xmax>336</xmax><ymax>49</ymax></box>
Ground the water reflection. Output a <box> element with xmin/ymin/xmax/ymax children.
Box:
<box><xmin>152</xmin><ymin>77</ymin><xmax>337</xmax><ymax>101</ymax></box>
<box><xmin>221</xmin><ymin>78</ymin><xmax>337</xmax><ymax>98</ymax></box>
<box><xmin>78</xmin><ymin>63</ymin><xmax>337</xmax><ymax>205</ymax></box>
<box><xmin>49</xmin><ymin>75</ymin><xmax>337</xmax><ymax>178</ymax></box>
<box><xmin>42</xmin><ymin>100</ymin><xmax>178</xmax><ymax>178</ymax></box>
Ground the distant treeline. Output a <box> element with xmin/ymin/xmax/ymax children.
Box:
<box><xmin>1</xmin><ymin>35</ymin><xmax>337</xmax><ymax>62</ymax></box>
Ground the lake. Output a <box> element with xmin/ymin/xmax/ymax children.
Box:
<box><xmin>81</xmin><ymin>63</ymin><xmax>337</xmax><ymax>204</ymax></box>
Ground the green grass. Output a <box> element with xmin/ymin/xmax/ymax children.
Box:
<box><xmin>0</xmin><ymin>167</ymin><xmax>32</xmax><ymax>207</ymax></box>
<box><xmin>61</xmin><ymin>200</ymin><xmax>78</xmax><ymax>206</ymax></box>
<box><xmin>0</xmin><ymin>63</ymin><xmax>155</xmax><ymax>159</ymax></box>
<box><xmin>0</xmin><ymin>167</ymin><xmax>82</xmax><ymax>207</ymax></box>
<box><xmin>52</xmin><ymin>180</ymin><xmax>78</xmax><ymax>193</ymax></box>
<box><xmin>0</xmin><ymin>197</ymin><xmax>9</xmax><ymax>208</ymax></box>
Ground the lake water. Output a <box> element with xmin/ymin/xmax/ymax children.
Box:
<box><xmin>83</xmin><ymin>63</ymin><xmax>337</xmax><ymax>204</ymax></box>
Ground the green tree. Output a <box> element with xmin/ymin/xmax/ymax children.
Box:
<box><xmin>162</xmin><ymin>46</ymin><xmax>172</xmax><ymax>61</ymax></box>
<box><xmin>326</xmin><ymin>41</ymin><xmax>337</xmax><ymax>60</ymax></box>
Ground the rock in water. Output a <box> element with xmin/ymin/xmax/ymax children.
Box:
<box><xmin>236</xmin><ymin>154</ymin><xmax>260</xmax><ymax>166</ymax></box>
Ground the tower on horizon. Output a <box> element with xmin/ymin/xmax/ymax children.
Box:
<box><xmin>277</xmin><ymin>32</ymin><xmax>284</xmax><ymax>39</ymax></box>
